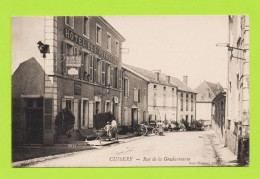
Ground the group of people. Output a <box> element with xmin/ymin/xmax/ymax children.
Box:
<box><xmin>103</xmin><ymin>119</ymin><xmax>118</xmax><ymax>140</ymax></box>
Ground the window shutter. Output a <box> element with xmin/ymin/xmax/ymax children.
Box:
<box><xmin>89</xmin><ymin>100</ymin><xmax>94</xmax><ymax>128</ymax></box>
<box><xmin>80</xmin><ymin>51</ymin><xmax>84</xmax><ymax>79</ymax></box>
<box><xmin>138</xmin><ymin>89</ymin><xmax>141</xmax><ymax>103</ymax></box>
<box><xmin>134</xmin><ymin>89</ymin><xmax>138</xmax><ymax>103</ymax></box>
<box><xmin>62</xmin><ymin>41</ymin><xmax>67</xmax><ymax>75</ymax></box>
<box><xmin>93</xmin><ymin>57</ymin><xmax>97</xmax><ymax>83</ymax></box>
<box><xmin>73</xmin><ymin>99</ymin><xmax>78</xmax><ymax>130</ymax></box>
<box><xmin>118</xmin><ymin>69</ymin><xmax>122</xmax><ymax>89</ymax></box>
<box><xmin>81</xmin><ymin>100</ymin><xmax>83</xmax><ymax>128</ymax></box>
<box><xmin>110</xmin><ymin>66</ymin><xmax>113</xmax><ymax>88</ymax></box>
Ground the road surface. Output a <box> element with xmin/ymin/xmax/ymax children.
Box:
<box><xmin>29</xmin><ymin>131</ymin><xmax>232</xmax><ymax>167</ymax></box>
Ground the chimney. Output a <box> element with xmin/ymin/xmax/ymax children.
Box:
<box><xmin>153</xmin><ymin>70</ymin><xmax>161</xmax><ymax>81</ymax></box>
<box><xmin>183</xmin><ymin>76</ymin><xmax>188</xmax><ymax>85</ymax></box>
<box><xmin>166</xmin><ymin>76</ymin><xmax>171</xmax><ymax>83</ymax></box>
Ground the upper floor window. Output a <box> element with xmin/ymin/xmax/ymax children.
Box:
<box><xmin>172</xmin><ymin>88</ymin><xmax>175</xmax><ymax>92</ymax></box>
<box><xmin>107</xmin><ymin>33</ymin><xmax>112</xmax><ymax>52</ymax></box>
<box><xmin>164</xmin><ymin>86</ymin><xmax>166</xmax><ymax>91</ymax></box>
<box><xmin>115</xmin><ymin>40</ymin><xmax>119</xmax><ymax>57</ymax></box>
<box><xmin>65</xmin><ymin>16</ymin><xmax>74</xmax><ymax>29</ymax></box>
<box><xmin>96</xmin><ymin>24</ymin><xmax>102</xmax><ymax>46</ymax></box>
<box><xmin>154</xmin><ymin>85</ymin><xmax>157</xmax><ymax>89</ymax></box>
<box><xmin>124</xmin><ymin>78</ymin><xmax>129</xmax><ymax>97</ymax></box>
<box><xmin>83</xmin><ymin>16</ymin><xmax>89</xmax><ymax>38</ymax></box>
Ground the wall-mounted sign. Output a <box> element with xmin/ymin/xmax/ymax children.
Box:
<box><xmin>68</xmin><ymin>68</ymin><xmax>79</xmax><ymax>75</ymax></box>
<box><xmin>74</xmin><ymin>83</ymin><xmax>81</xmax><ymax>96</ymax></box>
<box><xmin>64</xmin><ymin>28</ymin><xmax>119</xmax><ymax>65</ymax></box>
<box><xmin>66</xmin><ymin>55</ymin><xmax>81</xmax><ymax>67</ymax></box>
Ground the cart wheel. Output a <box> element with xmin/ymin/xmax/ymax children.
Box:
<box><xmin>152</xmin><ymin>128</ymin><xmax>159</xmax><ymax>135</ymax></box>
<box><xmin>140</xmin><ymin>125</ymin><xmax>148</xmax><ymax>136</ymax></box>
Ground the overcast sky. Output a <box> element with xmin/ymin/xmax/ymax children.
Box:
<box><xmin>12</xmin><ymin>16</ymin><xmax>228</xmax><ymax>89</ymax></box>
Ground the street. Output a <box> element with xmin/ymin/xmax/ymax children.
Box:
<box><xmin>28</xmin><ymin>130</ymin><xmax>238</xmax><ymax>167</ymax></box>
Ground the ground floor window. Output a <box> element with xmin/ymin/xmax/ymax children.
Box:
<box><xmin>66</xmin><ymin>99</ymin><xmax>72</xmax><ymax>110</ymax></box>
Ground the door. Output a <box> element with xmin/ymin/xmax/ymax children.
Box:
<box><xmin>24</xmin><ymin>98</ymin><xmax>43</xmax><ymax>144</ymax></box>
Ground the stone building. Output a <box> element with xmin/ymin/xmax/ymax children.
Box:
<box><xmin>212</xmin><ymin>91</ymin><xmax>226</xmax><ymax>142</ymax></box>
<box><xmin>122</xmin><ymin>64</ymin><xmax>196</xmax><ymax>124</ymax></box>
<box><xmin>225</xmin><ymin>15</ymin><xmax>249</xmax><ymax>163</ymax></box>
<box><xmin>194</xmin><ymin>81</ymin><xmax>224</xmax><ymax>127</ymax></box>
<box><xmin>121</xmin><ymin>64</ymin><xmax>149</xmax><ymax>126</ymax></box>
<box><xmin>12</xmin><ymin>16</ymin><xmax>125</xmax><ymax>145</ymax></box>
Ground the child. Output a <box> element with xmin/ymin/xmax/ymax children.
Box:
<box><xmin>104</xmin><ymin>121</ymin><xmax>112</xmax><ymax>140</ymax></box>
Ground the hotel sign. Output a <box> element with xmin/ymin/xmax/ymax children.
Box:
<box><xmin>64</xmin><ymin>28</ymin><xmax>119</xmax><ymax>65</ymax></box>
<box><xmin>66</xmin><ymin>55</ymin><xmax>81</xmax><ymax>67</ymax></box>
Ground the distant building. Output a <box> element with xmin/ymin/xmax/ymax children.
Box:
<box><xmin>12</xmin><ymin>16</ymin><xmax>125</xmax><ymax>146</ymax></box>
<box><xmin>194</xmin><ymin>81</ymin><xmax>224</xmax><ymax>127</ymax></box>
<box><xmin>122</xmin><ymin>64</ymin><xmax>196</xmax><ymax>124</ymax></box>
<box><xmin>226</xmin><ymin>15</ymin><xmax>249</xmax><ymax>163</ymax></box>
<box><xmin>121</xmin><ymin>64</ymin><xmax>149</xmax><ymax>126</ymax></box>
<box><xmin>212</xmin><ymin>91</ymin><xmax>226</xmax><ymax>142</ymax></box>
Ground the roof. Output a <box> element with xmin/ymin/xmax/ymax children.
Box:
<box><xmin>194</xmin><ymin>81</ymin><xmax>224</xmax><ymax>102</ymax></box>
<box><xmin>205</xmin><ymin>81</ymin><xmax>224</xmax><ymax>96</ymax></box>
<box><xmin>212</xmin><ymin>91</ymin><xmax>226</xmax><ymax>104</ymax></box>
<box><xmin>123</xmin><ymin>63</ymin><xmax>195</xmax><ymax>93</ymax></box>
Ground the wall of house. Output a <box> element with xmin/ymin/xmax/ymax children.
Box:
<box><xmin>121</xmin><ymin>70</ymin><xmax>149</xmax><ymax>125</ymax></box>
<box><xmin>196</xmin><ymin>102</ymin><xmax>212</xmax><ymax>125</ymax></box>
<box><xmin>148</xmin><ymin>83</ymin><xmax>178</xmax><ymax>122</ymax></box>
<box><xmin>177</xmin><ymin>91</ymin><xmax>196</xmax><ymax>123</ymax></box>
<box><xmin>226</xmin><ymin>15</ymin><xmax>249</xmax><ymax>156</ymax></box>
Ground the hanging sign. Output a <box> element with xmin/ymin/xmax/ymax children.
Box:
<box><xmin>68</xmin><ymin>68</ymin><xmax>79</xmax><ymax>75</ymax></box>
<box><xmin>66</xmin><ymin>55</ymin><xmax>82</xmax><ymax>67</ymax></box>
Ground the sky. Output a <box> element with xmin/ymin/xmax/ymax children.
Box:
<box><xmin>12</xmin><ymin>16</ymin><xmax>228</xmax><ymax>89</ymax></box>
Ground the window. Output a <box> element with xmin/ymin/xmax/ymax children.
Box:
<box><xmin>106</xmin><ymin>63</ymin><xmax>111</xmax><ymax>86</ymax></box>
<box><xmin>97</xmin><ymin>58</ymin><xmax>101</xmax><ymax>84</ymax></box>
<box><xmin>95</xmin><ymin>101</ymin><xmax>100</xmax><ymax>114</ymax></box>
<box><xmin>172</xmin><ymin>88</ymin><xmax>175</xmax><ymax>92</ymax></box>
<box><xmin>191</xmin><ymin>97</ymin><xmax>194</xmax><ymax>111</ymax></box>
<box><xmin>156</xmin><ymin>73</ymin><xmax>160</xmax><ymax>81</ymax></box>
<box><xmin>89</xmin><ymin>55</ymin><xmax>93</xmax><ymax>82</ymax></box>
<box><xmin>115</xmin><ymin>40</ymin><xmax>119</xmax><ymax>56</ymax></box>
<box><xmin>124</xmin><ymin>78</ymin><xmax>129</xmax><ymax>97</ymax></box>
<box><xmin>83</xmin><ymin>52</ymin><xmax>89</xmax><ymax>80</ymax></box>
<box><xmin>63</xmin><ymin>41</ymin><xmax>79</xmax><ymax>78</ymax></box>
<box><xmin>229</xmin><ymin>82</ymin><xmax>232</xmax><ymax>93</ymax></box>
<box><xmin>138</xmin><ymin>89</ymin><xmax>141</xmax><ymax>103</ymax></box>
<box><xmin>107</xmin><ymin>33</ymin><xmax>111</xmax><ymax>52</ymax></box>
<box><xmin>113</xmin><ymin>66</ymin><xmax>118</xmax><ymax>88</ymax></box>
<box><xmin>164</xmin><ymin>86</ymin><xmax>166</xmax><ymax>90</ymax></box>
<box><xmin>186</xmin><ymin>95</ymin><xmax>188</xmax><ymax>111</ymax></box>
<box><xmin>96</xmin><ymin>24</ymin><xmax>102</xmax><ymax>46</ymax></box>
<box><xmin>83</xmin><ymin>16</ymin><xmax>89</xmax><ymax>38</ymax></box>
<box><xmin>181</xmin><ymin>93</ymin><xmax>183</xmax><ymax>111</ymax></box>
<box><xmin>101</xmin><ymin>61</ymin><xmax>106</xmax><ymax>85</ymax></box>
<box><xmin>134</xmin><ymin>88</ymin><xmax>139</xmax><ymax>103</ymax></box>
<box><xmin>65</xmin><ymin>16</ymin><xmax>74</xmax><ymax>29</ymax></box>
<box><xmin>66</xmin><ymin>99</ymin><xmax>72</xmax><ymax>110</ymax></box>
<box><xmin>167</xmin><ymin>76</ymin><xmax>171</xmax><ymax>83</ymax></box>
<box><xmin>105</xmin><ymin>101</ymin><xmax>111</xmax><ymax>112</ymax></box>
<box><xmin>154</xmin><ymin>85</ymin><xmax>157</xmax><ymax>89</ymax></box>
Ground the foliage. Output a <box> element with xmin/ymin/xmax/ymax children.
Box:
<box><xmin>55</xmin><ymin>108</ymin><xmax>75</xmax><ymax>136</ymax></box>
<box><xmin>190</xmin><ymin>120</ymin><xmax>204</xmax><ymax>131</ymax></box>
<box><xmin>93</xmin><ymin>112</ymin><xmax>115</xmax><ymax>129</ymax></box>
<box><xmin>118</xmin><ymin>125</ymin><xmax>130</xmax><ymax>135</ymax></box>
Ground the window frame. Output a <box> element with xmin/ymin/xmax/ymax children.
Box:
<box><xmin>82</xmin><ymin>16</ymin><xmax>90</xmax><ymax>38</ymax></box>
<box><xmin>96</xmin><ymin>24</ymin><xmax>102</xmax><ymax>46</ymax></box>
<box><xmin>107</xmin><ymin>32</ymin><xmax>112</xmax><ymax>53</ymax></box>
<box><xmin>124</xmin><ymin>77</ymin><xmax>129</xmax><ymax>97</ymax></box>
<box><xmin>65</xmin><ymin>16</ymin><xmax>74</xmax><ymax>29</ymax></box>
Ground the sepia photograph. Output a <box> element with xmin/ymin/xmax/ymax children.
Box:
<box><xmin>11</xmin><ymin>15</ymin><xmax>249</xmax><ymax>167</ymax></box>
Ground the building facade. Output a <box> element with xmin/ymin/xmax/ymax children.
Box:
<box><xmin>121</xmin><ymin>65</ymin><xmax>149</xmax><ymax>126</ymax></box>
<box><xmin>212</xmin><ymin>91</ymin><xmax>226</xmax><ymax>142</ymax></box>
<box><xmin>12</xmin><ymin>16</ymin><xmax>125</xmax><ymax>145</ymax></box>
<box><xmin>122</xmin><ymin>64</ymin><xmax>196</xmax><ymax>124</ymax></box>
<box><xmin>194</xmin><ymin>81</ymin><xmax>224</xmax><ymax>127</ymax></box>
<box><xmin>225</xmin><ymin>15</ymin><xmax>249</xmax><ymax>162</ymax></box>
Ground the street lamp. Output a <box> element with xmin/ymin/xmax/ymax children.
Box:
<box><xmin>216</xmin><ymin>43</ymin><xmax>247</xmax><ymax>60</ymax></box>
<box><xmin>37</xmin><ymin>41</ymin><xmax>50</xmax><ymax>58</ymax></box>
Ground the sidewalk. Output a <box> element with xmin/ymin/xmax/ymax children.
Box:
<box><xmin>207</xmin><ymin>130</ymin><xmax>240</xmax><ymax>166</ymax></box>
<box><xmin>12</xmin><ymin>133</ymin><xmax>137</xmax><ymax>167</ymax></box>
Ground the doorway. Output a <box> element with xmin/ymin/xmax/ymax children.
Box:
<box><xmin>131</xmin><ymin>108</ymin><xmax>138</xmax><ymax>127</ymax></box>
<box><xmin>24</xmin><ymin>98</ymin><xmax>43</xmax><ymax>144</ymax></box>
